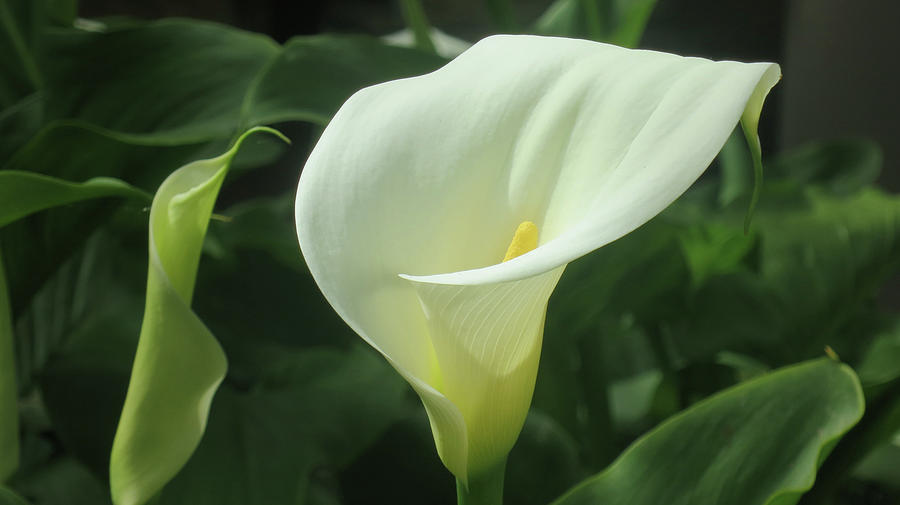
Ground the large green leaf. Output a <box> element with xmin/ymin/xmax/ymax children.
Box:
<box><xmin>0</xmin><ymin>171</ymin><xmax>149</xmax><ymax>228</ymax></box>
<box><xmin>0</xmin><ymin>123</ymin><xmax>216</xmax><ymax>329</ymax></box>
<box><xmin>533</xmin><ymin>140</ymin><xmax>900</xmax><ymax>483</ymax></box>
<box><xmin>553</xmin><ymin>358</ymin><xmax>864</xmax><ymax>505</ymax></box>
<box><xmin>197</xmin><ymin>196</ymin><xmax>360</xmax><ymax>382</ymax></box>
<box><xmin>244</xmin><ymin>34</ymin><xmax>448</xmax><ymax>127</ymax></box>
<box><xmin>108</xmin><ymin>127</ymin><xmax>285</xmax><ymax>505</ymax></box>
<box><xmin>1</xmin><ymin>22</ymin><xmax>447</xmax><ymax>328</ymax></box>
<box><xmin>38</xmin><ymin>20</ymin><xmax>446</xmax><ymax>140</ymax></box>
<box><xmin>535</xmin><ymin>219</ymin><xmax>687</xmax><ymax>450</ymax></box>
<box><xmin>0</xmin><ymin>249</ymin><xmax>16</xmax><ymax>482</ymax></box>
<box><xmin>41</xmin><ymin>20</ymin><xmax>278</xmax><ymax>140</ymax></box>
<box><xmin>2</xmin><ymin>18</ymin><xmax>446</xmax><ymax>318</ymax></box>
<box><xmin>757</xmin><ymin>187</ymin><xmax>900</xmax><ymax>359</ymax></box>
<box><xmin>38</xmin><ymin>305</ymin><xmax>412</xmax><ymax>505</ymax></box>
<box><xmin>155</xmin><ymin>346</ymin><xmax>411</xmax><ymax>505</ymax></box>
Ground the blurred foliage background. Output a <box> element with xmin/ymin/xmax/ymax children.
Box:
<box><xmin>2</xmin><ymin>1</ymin><xmax>900</xmax><ymax>504</ymax></box>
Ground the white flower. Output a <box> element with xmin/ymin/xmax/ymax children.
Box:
<box><xmin>295</xmin><ymin>35</ymin><xmax>779</xmax><ymax>485</ymax></box>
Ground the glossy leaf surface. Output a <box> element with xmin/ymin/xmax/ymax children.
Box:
<box><xmin>554</xmin><ymin>359</ymin><xmax>864</xmax><ymax>505</ymax></box>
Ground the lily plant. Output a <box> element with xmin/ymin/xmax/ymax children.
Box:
<box><xmin>295</xmin><ymin>35</ymin><xmax>779</xmax><ymax>504</ymax></box>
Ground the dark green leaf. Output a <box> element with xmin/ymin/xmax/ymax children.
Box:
<box><xmin>856</xmin><ymin>320</ymin><xmax>900</xmax><ymax>390</ymax></box>
<box><xmin>506</xmin><ymin>411</ymin><xmax>583</xmax><ymax>505</ymax></box>
<box><xmin>757</xmin><ymin>188</ymin><xmax>900</xmax><ymax>358</ymax></box>
<box><xmin>553</xmin><ymin>359</ymin><xmax>864</xmax><ymax>505</ymax></box>
<box><xmin>0</xmin><ymin>0</ymin><xmax>42</xmax><ymax>107</ymax></box>
<box><xmin>0</xmin><ymin>93</ymin><xmax>42</xmax><ymax>164</ymax></box>
<box><xmin>854</xmin><ymin>436</ymin><xmax>900</xmax><ymax>490</ymax></box>
<box><xmin>10</xmin><ymin>458</ymin><xmax>108</xmax><ymax>505</ymax></box>
<box><xmin>245</xmin><ymin>34</ymin><xmax>447</xmax><ymax>127</ymax></box>
<box><xmin>40</xmin><ymin>20</ymin><xmax>279</xmax><ymax>140</ymax></box>
<box><xmin>0</xmin><ymin>486</ymin><xmax>30</xmax><ymax>505</ymax></box>
<box><xmin>156</xmin><ymin>346</ymin><xmax>412</xmax><ymax>505</ymax></box>
<box><xmin>40</xmin><ymin>20</ymin><xmax>446</xmax><ymax>141</ymax></box>
<box><xmin>0</xmin><ymin>171</ymin><xmax>149</xmax><ymax>228</ymax></box>
<box><xmin>768</xmin><ymin>139</ymin><xmax>882</xmax><ymax>196</ymax></box>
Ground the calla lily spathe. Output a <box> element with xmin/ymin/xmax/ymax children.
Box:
<box><xmin>295</xmin><ymin>35</ymin><xmax>779</xmax><ymax>484</ymax></box>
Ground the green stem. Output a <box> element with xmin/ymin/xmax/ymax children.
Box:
<box><xmin>399</xmin><ymin>0</ymin><xmax>436</xmax><ymax>54</ymax></box>
<box><xmin>456</xmin><ymin>460</ymin><xmax>506</xmax><ymax>505</ymax></box>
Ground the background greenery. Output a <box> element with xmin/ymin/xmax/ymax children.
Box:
<box><xmin>1</xmin><ymin>0</ymin><xmax>899</xmax><ymax>504</ymax></box>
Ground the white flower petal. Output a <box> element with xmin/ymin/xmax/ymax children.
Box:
<box><xmin>402</xmin><ymin>265</ymin><xmax>565</xmax><ymax>478</ymax></box>
<box><xmin>295</xmin><ymin>34</ymin><xmax>779</xmax><ymax>479</ymax></box>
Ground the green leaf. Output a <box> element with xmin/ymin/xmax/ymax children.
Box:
<box><xmin>854</xmin><ymin>433</ymin><xmax>900</xmax><ymax>489</ymax></box>
<box><xmin>108</xmin><ymin>127</ymin><xmax>286</xmax><ymax>505</ymax></box>
<box><xmin>758</xmin><ymin>188</ymin><xmax>900</xmax><ymax>357</ymax></box>
<box><xmin>399</xmin><ymin>0</ymin><xmax>436</xmax><ymax>53</ymax></box>
<box><xmin>800</xmin><ymin>376</ymin><xmax>900</xmax><ymax>504</ymax></box>
<box><xmin>197</xmin><ymin>196</ymin><xmax>361</xmax><ymax>381</ymax></box>
<box><xmin>39</xmin><ymin>20</ymin><xmax>447</xmax><ymax>140</ymax></box>
<box><xmin>676</xmin><ymin>222</ymin><xmax>754</xmax><ymax>287</ymax></box>
<box><xmin>856</xmin><ymin>319</ymin><xmax>900</xmax><ymax>390</ymax></box>
<box><xmin>0</xmin><ymin>93</ymin><xmax>42</xmax><ymax>164</ymax></box>
<box><xmin>39</xmin><ymin>276</ymin><xmax>141</xmax><ymax>479</ymax></box>
<box><xmin>0</xmin><ymin>171</ymin><xmax>149</xmax><ymax>228</ymax></box>
<box><xmin>0</xmin><ymin>249</ymin><xmax>17</xmax><ymax>482</ymax></box>
<box><xmin>40</xmin><ymin>19</ymin><xmax>280</xmax><ymax>140</ymax></box>
<box><xmin>0</xmin><ymin>486</ymin><xmax>30</xmax><ymax>505</ymax></box>
<box><xmin>768</xmin><ymin>139</ymin><xmax>882</xmax><ymax>196</ymax></box>
<box><xmin>608</xmin><ymin>0</ymin><xmax>658</xmax><ymax>48</ymax></box>
<box><xmin>0</xmin><ymin>0</ymin><xmax>42</xmax><ymax>106</ymax></box>
<box><xmin>156</xmin><ymin>346</ymin><xmax>411</xmax><ymax>505</ymax></box>
<box><xmin>506</xmin><ymin>411</ymin><xmax>582</xmax><ymax>505</ymax></box>
<box><xmin>0</xmin><ymin>26</ymin><xmax>448</xmax><ymax>310</ymax></box>
<box><xmin>244</xmin><ymin>34</ymin><xmax>447</xmax><ymax>127</ymax></box>
<box><xmin>0</xmin><ymin>0</ymin><xmax>76</xmax><ymax>107</ymax></box>
<box><xmin>38</xmin><ymin>0</ymin><xmax>76</xmax><ymax>26</ymax></box>
<box><xmin>9</xmin><ymin>457</ymin><xmax>107</xmax><ymax>505</ymax></box>
<box><xmin>533</xmin><ymin>0</ymin><xmax>583</xmax><ymax>38</ymax></box>
<box><xmin>553</xmin><ymin>358</ymin><xmax>864</xmax><ymax>505</ymax></box>
<box><xmin>533</xmin><ymin>0</ymin><xmax>658</xmax><ymax>47</ymax></box>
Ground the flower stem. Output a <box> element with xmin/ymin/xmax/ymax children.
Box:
<box><xmin>456</xmin><ymin>460</ymin><xmax>506</xmax><ymax>505</ymax></box>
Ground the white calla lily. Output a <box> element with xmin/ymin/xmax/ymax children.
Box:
<box><xmin>295</xmin><ymin>35</ymin><xmax>779</xmax><ymax>488</ymax></box>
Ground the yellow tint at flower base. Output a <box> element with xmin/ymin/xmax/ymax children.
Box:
<box><xmin>295</xmin><ymin>34</ymin><xmax>779</xmax><ymax>505</ymax></box>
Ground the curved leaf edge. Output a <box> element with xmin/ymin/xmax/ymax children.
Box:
<box><xmin>550</xmin><ymin>358</ymin><xmax>865</xmax><ymax>505</ymax></box>
<box><xmin>108</xmin><ymin>126</ymin><xmax>287</xmax><ymax>505</ymax></box>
